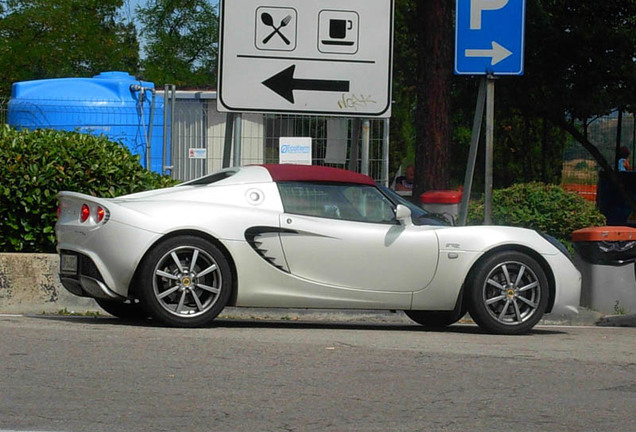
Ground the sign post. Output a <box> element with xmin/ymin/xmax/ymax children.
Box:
<box><xmin>455</xmin><ymin>0</ymin><xmax>526</xmax><ymax>225</ymax></box>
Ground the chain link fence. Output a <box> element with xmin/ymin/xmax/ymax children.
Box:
<box><xmin>161</xmin><ymin>89</ymin><xmax>389</xmax><ymax>183</ymax></box>
<box><xmin>562</xmin><ymin>112</ymin><xmax>636</xmax><ymax>201</ymax></box>
<box><xmin>2</xmin><ymin>93</ymin><xmax>633</xmax><ymax>196</ymax></box>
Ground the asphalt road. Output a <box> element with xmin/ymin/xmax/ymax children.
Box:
<box><xmin>1</xmin><ymin>314</ymin><xmax>635</xmax><ymax>432</ymax></box>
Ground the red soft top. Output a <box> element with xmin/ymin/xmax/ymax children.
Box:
<box><xmin>261</xmin><ymin>164</ymin><xmax>375</xmax><ymax>185</ymax></box>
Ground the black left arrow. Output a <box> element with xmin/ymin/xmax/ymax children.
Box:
<box><xmin>262</xmin><ymin>65</ymin><xmax>350</xmax><ymax>103</ymax></box>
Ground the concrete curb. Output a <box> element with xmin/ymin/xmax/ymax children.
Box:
<box><xmin>0</xmin><ymin>253</ymin><xmax>629</xmax><ymax>327</ymax></box>
<box><xmin>0</xmin><ymin>253</ymin><xmax>97</xmax><ymax>314</ymax></box>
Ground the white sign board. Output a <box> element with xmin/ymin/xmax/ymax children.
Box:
<box><xmin>218</xmin><ymin>0</ymin><xmax>394</xmax><ymax>117</ymax></box>
<box><xmin>279</xmin><ymin>137</ymin><xmax>312</xmax><ymax>165</ymax></box>
<box><xmin>188</xmin><ymin>148</ymin><xmax>207</xmax><ymax>159</ymax></box>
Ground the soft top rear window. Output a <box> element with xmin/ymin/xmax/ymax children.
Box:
<box><xmin>180</xmin><ymin>170</ymin><xmax>237</xmax><ymax>186</ymax></box>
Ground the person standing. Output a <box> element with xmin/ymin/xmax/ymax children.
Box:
<box><xmin>618</xmin><ymin>146</ymin><xmax>632</xmax><ymax>171</ymax></box>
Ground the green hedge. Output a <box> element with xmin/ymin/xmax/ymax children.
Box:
<box><xmin>467</xmin><ymin>182</ymin><xmax>606</xmax><ymax>250</ymax></box>
<box><xmin>0</xmin><ymin>126</ymin><xmax>178</xmax><ymax>253</ymax></box>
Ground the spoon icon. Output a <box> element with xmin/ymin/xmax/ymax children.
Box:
<box><xmin>261</xmin><ymin>13</ymin><xmax>291</xmax><ymax>45</ymax></box>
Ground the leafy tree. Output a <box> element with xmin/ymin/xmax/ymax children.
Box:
<box><xmin>500</xmin><ymin>0</ymin><xmax>635</xmax><ymax>173</ymax></box>
<box><xmin>393</xmin><ymin>0</ymin><xmax>634</xmax><ymax>198</ymax></box>
<box><xmin>137</xmin><ymin>0</ymin><xmax>218</xmax><ymax>87</ymax></box>
<box><xmin>0</xmin><ymin>0</ymin><xmax>139</xmax><ymax>97</ymax></box>
<box><xmin>389</xmin><ymin>0</ymin><xmax>417</xmax><ymax>174</ymax></box>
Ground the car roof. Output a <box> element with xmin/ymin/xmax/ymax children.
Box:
<box><xmin>261</xmin><ymin>164</ymin><xmax>375</xmax><ymax>185</ymax></box>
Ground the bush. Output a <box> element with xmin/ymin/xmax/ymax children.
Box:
<box><xmin>467</xmin><ymin>182</ymin><xmax>606</xmax><ymax>249</ymax></box>
<box><xmin>0</xmin><ymin>126</ymin><xmax>178</xmax><ymax>253</ymax></box>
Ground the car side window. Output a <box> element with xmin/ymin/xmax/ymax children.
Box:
<box><xmin>278</xmin><ymin>182</ymin><xmax>397</xmax><ymax>224</ymax></box>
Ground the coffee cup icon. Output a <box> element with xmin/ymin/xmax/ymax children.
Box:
<box><xmin>329</xmin><ymin>19</ymin><xmax>353</xmax><ymax>39</ymax></box>
<box><xmin>319</xmin><ymin>11</ymin><xmax>358</xmax><ymax>53</ymax></box>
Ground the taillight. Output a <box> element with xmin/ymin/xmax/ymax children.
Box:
<box><xmin>96</xmin><ymin>206</ymin><xmax>105</xmax><ymax>223</ymax></box>
<box><xmin>56</xmin><ymin>205</ymin><xmax>62</xmax><ymax>220</ymax></box>
<box><xmin>80</xmin><ymin>204</ymin><xmax>90</xmax><ymax>222</ymax></box>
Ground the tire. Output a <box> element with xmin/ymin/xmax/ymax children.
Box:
<box><xmin>94</xmin><ymin>298</ymin><xmax>147</xmax><ymax>320</ymax></box>
<box><xmin>404</xmin><ymin>310</ymin><xmax>460</xmax><ymax>328</ymax></box>
<box><xmin>137</xmin><ymin>236</ymin><xmax>233</xmax><ymax>328</ymax></box>
<box><xmin>467</xmin><ymin>251</ymin><xmax>549</xmax><ymax>335</ymax></box>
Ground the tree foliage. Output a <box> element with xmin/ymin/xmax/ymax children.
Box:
<box><xmin>467</xmin><ymin>182</ymin><xmax>606</xmax><ymax>250</ymax></box>
<box><xmin>392</xmin><ymin>0</ymin><xmax>635</xmax><ymax>193</ymax></box>
<box><xmin>0</xmin><ymin>126</ymin><xmax>177</xmax><ymax>253</ymax></box>
<box><xmin>0</xmin><ymin>0</ymin><xmax>139</xmax><ymax>97</ymax></box>
<box><xmin>503</xmin><ymin>0</ymin><xmax>635</xmax><ymax>121</ymax></box>
<box><xmin>138</xmin><ymin>0</ymin><xmax>218</xmax><ymax>87</ymax></box>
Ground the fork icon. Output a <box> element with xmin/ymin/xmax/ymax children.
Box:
<box><xmin>261</xmin><ymin>13</ymin><xmax>292</xmax><ymax>45</ymax></box>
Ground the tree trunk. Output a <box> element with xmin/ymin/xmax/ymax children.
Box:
<box><xmin>413</xmin><ymin>0</ymin><xmax>453</xmax><ymax>197</ymax></box>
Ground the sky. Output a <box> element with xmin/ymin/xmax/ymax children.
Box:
<box><xmin>121</xmin><ymin>0</ymin><xmax>219</xmax><ymax>20</ymax></box>
<box><xmin>119</xmin><ymin>0</ymin><xmax>219</xmax><ymax>56</ymax></box>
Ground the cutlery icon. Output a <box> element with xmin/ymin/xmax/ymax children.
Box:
<box><xmin>262</xmin><ymin>13</ymin><xmax>292</xmax><ymax>45</ymax></box>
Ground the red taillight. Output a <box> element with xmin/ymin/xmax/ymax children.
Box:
<box><xmin>56</xmin><ymin>205</ymin><xmax>62</xmax><ymax>220</ymax></box>
<box><xmin>80</xmin><ymin>204</ymin><xmax>90</xmax><ymax>222</ymax></box>
<box><xmin>96</xmin><ymin>206</ymin><xmax>105</xmax><ymax>223</ymax></box>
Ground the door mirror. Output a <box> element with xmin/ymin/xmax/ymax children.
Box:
<box><xmin>395</xmin><ymin>204</ymin><xmax>412</xmax><ymax>226</ymax></box>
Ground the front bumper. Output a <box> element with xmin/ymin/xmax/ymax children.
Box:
<box><xmin>545</xmin><ymin>251</ymin><xmax>582</xmax><ymax>316</ymax></box>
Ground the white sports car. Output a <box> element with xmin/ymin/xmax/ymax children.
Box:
<box><xmin>55</xmin><ymin>164</ymin><xmax>581</xmax><ymax>334</ymax></box>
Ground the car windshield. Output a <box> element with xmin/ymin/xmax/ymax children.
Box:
<box><xmin>378</xmin><ymin>185</ymin><xmax>450</xmax><ymax>226</ymax></box>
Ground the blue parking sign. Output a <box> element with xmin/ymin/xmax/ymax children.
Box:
<box><xmin>455</xmin><ymin>0</ymin><xmax>526</xmax><ymax>76</ymax></box>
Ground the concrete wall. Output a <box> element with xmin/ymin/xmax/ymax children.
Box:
<box><xmin>0</xmin><ymin>253</ymin><xmax>97</xmax><ymax>314</ymax></box>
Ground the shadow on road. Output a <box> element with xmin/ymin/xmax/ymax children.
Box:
<box><xmin>29</xmin><ymin>314</ymin><xmax>566</xmax><ymax>336</ymax></box>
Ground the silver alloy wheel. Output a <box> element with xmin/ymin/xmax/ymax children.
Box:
<box><xmin>152</xmin><ymin>246</ymin><xmax>223</xmax><ymax>318</ymax></box>
<box><xmin>481</xmin><ymin>260</ymin><xmax>541</xmax><ymax>326</ymax></box>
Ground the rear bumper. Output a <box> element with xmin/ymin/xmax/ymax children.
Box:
<box><xmin>58</xmin><ymin>251</ymin><xmax>124</xmax><ymax>300</ymax></box>
<box><xmin>56</xmin><ymin>218</ymin><xmax>160</xmax><ymax>298</ymax></box>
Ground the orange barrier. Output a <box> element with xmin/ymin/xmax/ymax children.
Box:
<box><xmin>562</xmin><ymin>184</ymin><xmax>597</xmax><ymax>202</ymax></box>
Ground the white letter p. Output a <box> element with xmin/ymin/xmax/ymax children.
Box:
<box><xmin>470</xmin><ymin>0</ymin><xmax>509</xmax><ymax>30</ymax></box>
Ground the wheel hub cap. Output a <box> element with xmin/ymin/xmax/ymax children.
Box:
<box><xmin>153</xmin><ymin>246</ymin><xmax>222</xmax><ymax>318</ymax></box>
<box><xmin>482</xmin><ymin>261</ymin><xmax>541</xmax><ymax>326</ymax></box>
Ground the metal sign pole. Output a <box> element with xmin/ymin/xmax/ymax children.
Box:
<box><xmin>222</xmin><ymin>112</ymin><xmax>235</xmax><ymax>168</ymax></box>
<box><xmin>232</xmin><ymin>113</ymin><xmax>243</xmax><ymax>167</ymax></box>
<box><xmin>458</xmin><ymin>78</ymin><xmax>487</xmax><ymax>226</ymax></box>
<box><xmin>484</xmin><ymin>75</ymin><xmax>495</xmax><ymax>224</ymax></box>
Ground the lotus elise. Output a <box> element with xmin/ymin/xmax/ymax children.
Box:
<box><xmin>55</xmin><ymin>164</ymin><xmax>581</xmax><ymax>334</ymax></box>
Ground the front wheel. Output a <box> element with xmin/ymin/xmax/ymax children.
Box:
<box><xmin>137</xmin><ymin>236</ymin><xmax>233</xmax><ymax>327</ymax></box>
<box><xmin>467</xmin><ymin>251</ymin><xmax>549</xmax><ymax>335</ymax></box>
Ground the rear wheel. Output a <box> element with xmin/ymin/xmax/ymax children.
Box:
<box><xmin>94</xmin><ymin>298</ymin><xmax>146</xmax><ymax>320</ymax></box>
<box><xmin>467</xmin><ymin>251</ymin><xmax>549</xmax><ymax>335</ymax></box>
<box><xmin>404</xmin><ymin>310</ymin><xmax>460</xmax><ymax>328</ymax></box>
<box><xmin>137</xmin><ymin>236</ymin><xmax>232</xmax><ymax>327</ymax></box>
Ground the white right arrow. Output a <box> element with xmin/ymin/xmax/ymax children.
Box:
<box><xmin>465</xmin><ymin>41</ymin><xmax>513</xmax><ymax>65</ymax></box>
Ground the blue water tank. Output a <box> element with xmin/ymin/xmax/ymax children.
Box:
<box><xmin>8</xmin><ymin>71</ymin><xmax>167</xmax><ymax>173</ymax></box>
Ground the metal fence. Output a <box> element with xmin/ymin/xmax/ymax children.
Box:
<box><xmin>161</xmin><ymin>89</ymin><xmax>389</xmax><ymax>183</ymax></box>
<box><xmin>562</xmin><ymin>112</ymin><xmax>636</xmax><ymax>201</ymax></box>
<box><xmin>2</xmin><ymin>92</ymin><xmax>633</xmax><ymax>194</ymax></box>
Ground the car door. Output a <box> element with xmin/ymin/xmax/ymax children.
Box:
<box><xmin>277</xmin><ymin>182</ymin><xmax>439</xmax><ymax>293</ymax></box>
